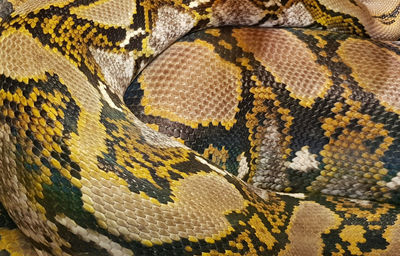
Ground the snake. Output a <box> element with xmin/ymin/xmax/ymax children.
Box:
<box><xmin>0</xmin><ymin>0</ymin><xmax>400</xmax><ymax>255</ymax></box>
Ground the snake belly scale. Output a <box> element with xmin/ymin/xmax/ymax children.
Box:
<box><xmin>0</xmin><ymin>0</ymin><xmax>400</xmax><ymax>255</ymax></box>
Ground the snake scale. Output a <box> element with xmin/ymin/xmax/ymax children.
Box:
<box><xmin>0</xmin><ymin>0</ymin><xmax>400</xmax><ymax>255</ymax></box>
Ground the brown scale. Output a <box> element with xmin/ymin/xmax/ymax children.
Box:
<box><xmin>233</xmin><ymin>28</ymin><xmax>333</xmax><ymax>108</ymax></box>
<box><xmin>138</xmin><ymin>40</ymin><xmax>242</xmax><ymax>130</ymax></box>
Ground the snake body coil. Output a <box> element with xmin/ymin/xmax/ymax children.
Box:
<box><xmin>0</xmin><ymin>0</ymin><xmax>400</xmax><ymax>255</ymax></box>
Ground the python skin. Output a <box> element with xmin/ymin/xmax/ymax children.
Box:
<box><xmin>0</xmin><ymin>0</ymin><xmax>400</xmax><ymax>255</ymax></box>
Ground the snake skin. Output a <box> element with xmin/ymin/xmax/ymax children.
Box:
<box><xmin>0</xmin><ymin>0</ymin><xmax>400</xmax><ymax>255</ymax></box>
<box><xmin>127</xmin><ymin>26</ymin><xmax>400</xmax><ymax>203</ymax></box>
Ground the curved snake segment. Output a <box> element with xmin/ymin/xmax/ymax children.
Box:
<box><xmin>0</xmin><ymin>0</ymin><xmax>400</xmax><ymax>255</ymax></box>
<box><xmin>128</xmin><ymin>27</ymin><xmax>400</xmax><ymax>203</ymax></box>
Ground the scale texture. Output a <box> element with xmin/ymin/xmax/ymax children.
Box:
<box><xmin>0</xmin><ymin>0</ymin><xmax>400</xmax><ymax>255</ymax></box>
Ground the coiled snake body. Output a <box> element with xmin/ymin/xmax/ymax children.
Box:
<box><xmin>0</xmin><ymin>0</ymin><xmax>400</xmax><ymax>255</ymax></box>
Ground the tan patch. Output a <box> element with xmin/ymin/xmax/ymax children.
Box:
<box><xmin>279</xmin><ymin>201</ymin><xmax>340</xmax><ymax>256</ymax></box>
<box><xmin>8</xmin><ymin>0</ymin><xmax>74</xmax><ymax>15</ymax></box>
<box><xmin>319</xmin><ymin>0</ymin><xmax>400</xmax><ymax>40</ymax></box>
<box><xmin>149</xmin><ymin>6</ymin><xmax>195</xmax><ymax>53</ymax></box>
<box><xmin>262</xmin><ymin>2</ymin><xmax>314</xmax><ymax>27</ymax></box>
<box><xmin>80</xmin><ymin>171</ymin><xmax>244</xmax><ymax>244</ymax></box>
<box><xmin>70</xmin><ymin>0</ymin><xmax>135</xmax><ymax>27</ymax></box>
<box><xmin>90</xmin><ymin>47</ymin><xmax>135</xmax><ymax>98</ymax></box>
<box><xmin>0</xmin><ymin>31</ymin><xmax>101</xmax><ymax>110</ymax></box>
<box><xmin>366</xmin><ymin>215</ymin><xmax>400</xmax><ymax>255</ymax></box>
<box><xmin>360</xmin><ymin>0</ymin><xmax>400</xmax><ymax>16</ymax></box>
<box><xmin>210</xmin><ymin>0</ymin><xmax>265</xmax><ymax>26</ymax></box>
<box><xmin>233</xmin><ymin>28</ymin><xmax>332</xmax><ymax>108</ymax></box>
<box><xmin>139</xmin><ymin>41</ymin><xmax>242</xmax><ymax>129</ymax></box>
<box><xmin>338</xmin><ymin>39</ymin><xmax>400</xmax><ymax>113</ymax></box>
